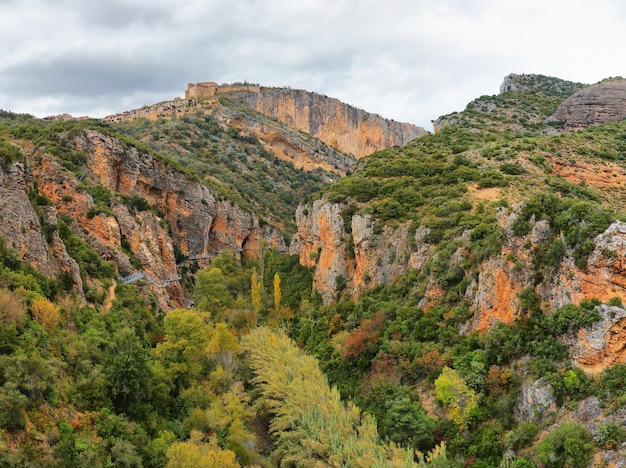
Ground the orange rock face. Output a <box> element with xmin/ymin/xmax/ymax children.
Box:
<box><xmin>569</xmin><ymin>305</ymin><xmax>626</xmax><ymax>373</ymax></box>
<box><xmin>231</xmin><ymin>88</ymin><xmax>428</xmax><ymax>159</ymax></box>
<box><xmin>225</xmin><ymin>112</ymin><xmax>352</xmax><ymax>177</ymax></box>
<box><xmin>3</xmin><ymin>129</ymin><xmax>285</xmax><ymax>310</ymax></box>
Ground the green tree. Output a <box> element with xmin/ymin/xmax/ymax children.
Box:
<box><xmin>154</xmin><ymin>309</ymin><xmax>214</xmax><ymax>397</ymax></box>
<box><xmin>195</xmin><ymin>267</ymin><xmax>231</xmax><ymax>318</ymax></box>
<box><xmin>435</xmin><ymin>367</ymin><xmax>478</xmax><ymax>436</ymax></box>
<box><xmin>103</xmin><ymin>328</ymin><xmax>151</xmax><ymax>415</ymax></box>
<box><xmin>535</xmin><ymin>422</ymin><xmax>593</xmax><ymax>468</ymax></box>
<box><xmin>380</xmin><ymin>397</ymin><xmax>435</xmax><ymax>451</ymax></box>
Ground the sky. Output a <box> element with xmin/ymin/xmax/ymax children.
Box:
<box><xmin>1</xmin><ymin>0</ymin><xmax>625</xmax><ymax>131</ymax></box>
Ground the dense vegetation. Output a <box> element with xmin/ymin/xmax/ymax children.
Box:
<box><xmin>4</xmin><ymin>74</ymin><xmax>626</xmax><ymax>466</ymax></box>
<box><xmin>117</xmin><ymin>112</ymin><xmax>337</xmax><ymax>234</ymax></box>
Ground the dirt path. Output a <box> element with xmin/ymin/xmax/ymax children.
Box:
<box><xmin>103</xmin><ymin>281</ymin><xmax>116</xmax><ymax>312</ymax></box>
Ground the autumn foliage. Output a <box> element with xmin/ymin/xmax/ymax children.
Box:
<box><xmin>341</xmin><ymin>310</ymin><xmax>385</xmax><ymax>359</ymax></box>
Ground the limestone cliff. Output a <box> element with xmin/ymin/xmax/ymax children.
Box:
<box><xmin>0</xmin><ymin>160</ymin><xmax>53</xmax><ymax>276</ymax></box>
<box><xmin>292</xmin><ymin>198</ymin><xmax>626</xmax><ymax>373</ymax></box>
<box><xmin>290</xmin><ymin>199</ymin><xmax>432</xmax><ymax>304</ymax></box>
<box><xmin>567</xmin><ymin>304</ymin><xmax>626</xmax><ymax>374</ymax></box>
<box><xmin>1</xmin><ymin>129</ymin><xmax>285</xmax><ymax>309</ymax></box>
<box><xmin>229</xmin><ymin>88</ymin><xmax>428</xmax><ymax>158</ymax></box>
<box><xmin>219</xmin><ymin>109</ymin><xmax>354</xmax><ymax>176</ymax></box>
<box><xmin>547</xmin><ymin>79</ymin><xmax>626</xmax><ymax>130</ymax></box>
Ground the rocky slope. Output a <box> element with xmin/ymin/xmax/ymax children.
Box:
<box><xmin>547</xmin><ymin>78</ymin><xmax>626</xmax><ymax>131</ymax></box>
<box><xmin>433</xmin><ymin>73</ymin><xmax>585</xmax><ymax>133</ymax></box>
<box><xmin>222</xmin><ymin>109</ymin><xmax>354</xmax><ymax>175</ymax></box>
<box><xmin>1</xmin><ymin>126</ymin><xmax>285</xmax><ymax>309</ymax></box>
<box><xmin>290</xmin><ymin>74</ymin><xmax>626</xmax><ymax>373</ymax></box>
<box><xmin>228</xmin><ymin>87</ymin><xmax>428</xmax><ymax>158</ymax></box>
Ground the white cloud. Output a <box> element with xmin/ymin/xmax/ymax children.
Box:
<box><xmin>1</xmin><ymin>0</ymin><xmax>625</xmax><ymax>130</ymax></box>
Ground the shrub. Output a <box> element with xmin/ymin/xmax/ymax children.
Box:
<box><xmin>593</xmin><ymin>422</ymin><xmax>626</xmax><ymax>449</ymax></box>
<box><xmin>500</xmin><ymin>162</ymin><xmax>526</xmax><ymax>175</ymax></box>
<box><xmin>0</xmin><ymin>139</ymin><xmax>23</xmax><ymax>170</ymax></box>
<box><xmin>535</xmin><ymin>422</ymin><xmax>593</xmax><ymax>468</ymax></box>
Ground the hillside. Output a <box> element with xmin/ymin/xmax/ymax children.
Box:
<box><xmin>3</xmin><ymin>74</ymin><xmax>626</xmax><ymax>466</ymax></box>
<box><xmin>288</xmin><ymin>74</ymin><xmax>626</xmax><ymax>465</ymax></box>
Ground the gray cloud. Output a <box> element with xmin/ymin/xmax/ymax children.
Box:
<box><xmin>1</xmin><ymin>53</ymin><xmax>182</xmax><ymax>97</ymax></box>
<box><xmin>1</xmin><ymin>0</ymin><xmax>625</xmax><ymax>129</ymax></box>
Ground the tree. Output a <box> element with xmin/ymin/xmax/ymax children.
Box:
<box><xmin>30</xmin><ymin>296</ymin><xmax>61</xmax><ymax>332</ymax></box>
<box><xmin>273</xmin><ymin>273</ymin><xmax>281</xmax><ymax>313</ymax></box>
<box><xmin>536</xmin><ymin>422</ymin><xmax>593</xmax><ymax>468</ymax></box>
<box><xmin>435</xmin><ymin>367</ymin><xmax>478</xmax><ymax>436</ymax></box>
<box><xmin>103</xmin><ymin>328</ymin><xmax>151</xmax><ymax>415</ymax></box>
<box><xmin>381</xmin><ymin>397</ymin><xmax>435</xmax><ymax>451</ymax></box>
<box><xmin>241</xmin><ymin>327</ymin><xmax>418</xmax><ymax>466</ymax></box>
<box><xmin>195</xmin><ymin>267</ymin><xmax>231</xmax><ymax>318</ymax></box>
<box><xmin>154</xmin><ymin>309</ymin><xmax>213</xmax><ymax>393</ymax></box>
<box><xmin>268</xmin><ymin>273</ymin><xmax>294</xmax><ymax>329</ymax></box>
<box><xmin>249</xmin><ymin>269</ymin><xmax>261</xmax><ymax>327</ymax></box>
<box><xmin>0</xmin><ymin>288</ymin><xmax>26</xmax><ymax>327</ymax></box>
<box><xmin>166</xmin><ymin>431</ymin><xmax>240</xmax><ymax>468</ymax></box>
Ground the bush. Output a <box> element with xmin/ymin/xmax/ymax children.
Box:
<box><xmin>593</xmin><ymin>422</ymin><xmax>626</xmax><ymax>449</ymax></box>
<box><xmin>504</xmin><ymin>423</ymin><xmax>538</xmax><ymax>451</ymax></box>
<box><xmin>535</xmin><ymin>422</ymin><xmax>593</xmax><ymax>468</ymax></box>
<box><xmin>0</xmin><ymin>139</ymin><xmax>23</xmax><ymax>170</ymax></box>
<box><xmin>499</xmin><ymin>162</ymin><xmax>526</xmax><ymax>175</ymax></box>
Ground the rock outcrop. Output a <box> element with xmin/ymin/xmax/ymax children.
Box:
<box><xmin>291</xmin><ymin>200</ymin><xmax>626</xmax><ymax>355</ymax></box>
<box><xmin>229</xmin><ymin>88</ymin><xmax>428</xmax><ymax>158</ymax></box>
<box><xmin>514</xmin><ymin>379</ymin><xmax>556</xmax><ymax>422</ymax></box>
<box><xmin>568</xmin><ymin>304</ymin><xmax>626</xmax><ymax>373</ymax></box>
<box><xmin>221</xmin><ymin>110</ymin><xmax>354</xmax><ymax>176</ymax></box>
<box><xmin>548</xmin><ymin>79</ymin><xmax>626</xmax><ymax>130</ymax></box>
<box><xmin>0</xmin><ymin>160</ymin><xmax>53</xmax><ymax>276</ymax></box>
<box><xmin>290</xmin><ymin>198</ymin><xmax>431</xmax><ymax>304</ymax></box>
<box><xmin>2</xmin><ymin>129</ymin><xmax>285</xmax><ymax>309</ymax></box>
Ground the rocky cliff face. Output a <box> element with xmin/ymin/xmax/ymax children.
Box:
<box><xmin>292</xmin><ymin>197</ymin><xmax>626</xmax><ymax>371</ymax></box>
<box><xmin>229</xmin><ymin>88</ymin><xmax>428</xmax><ymax>159</ymax></box>
<box><xmin>0</xmin><ymin>160</ymin><xmax>53</xmax><ymax>276</ymax></box>
<box><xmin>290</xmin><ymin>199</ymin><xmax>432</xmax><ymax>304</ymax></box>
<box><xmin>547</xmin><ymin>79</ymin><xmax>626</xmax><ymax>130</ymax></box>
<box><xmin>2</xmin><ymin>129</ymin><xmax>285</xmax><ymax>309</ymax></box>
<box><xmin>220</xmin><ymin>109</ymin><xmax>354</xmax><ymax>177</ymax></box>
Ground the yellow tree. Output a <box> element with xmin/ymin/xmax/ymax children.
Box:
<box><xmin>249</xmin><ymin>269</ymin><xmax>261</xmax><ymax>328</ymax></box>
<box><xmin>268</xmin><ymin>273</ymin><xmax>294</xmax><ymax>329</ymax></box>
<box><xmin>166</xmin><ymin>430</ymin><xmax>240</xmax><ymax>468</ymax></box>
<box><xmin>434</xmin><ymin>367</ymin><xmax>478</xmax><ymax>437</ymax></box>
<box><xmin>242</xmin><ymin>327</ymin><xmax>399</xmax><ymax>466</ymax></box>
<box><xmin>30</xmin><ymin>296</ymin><xmax>61</xmax><ymax>332</ymax></box>
<box><xmin>273</xmin><ymin>273</ymin><xmax>281</xmax><ymax>313</ymax></box>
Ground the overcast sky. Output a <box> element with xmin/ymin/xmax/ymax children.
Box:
<box><xmin>1</xmin><ymin>0</ymin><xmax>625</xmax><ymax>130</ymax></box>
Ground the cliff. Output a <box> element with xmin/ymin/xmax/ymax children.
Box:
<box><xmin>217</xmin><ymin>107</ymin><xmax>355</xmax><ymax>176</ymax></box>
<box><xmin>1</xmin><ymin>128</ymin><xmax>285</xmax><ymax>309</ymax></box>
<box><xmin>547</xmin><ymin>79</ymin><xmax>626</xmax><ymax>130</ymax></box>
<box><xmin>228</xmin><ymin>87</ymin><xmax>428</xmax><ymax>158</ymax></box>
<box><xmin>290</xmin><ymin>199</ymin><xmax>431</xmax><ymax>303</ymax></box>
<box><xmin>291</xmin><ymin>194</ymin><xmax>626</xmax><ymax>372</ymax></box>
